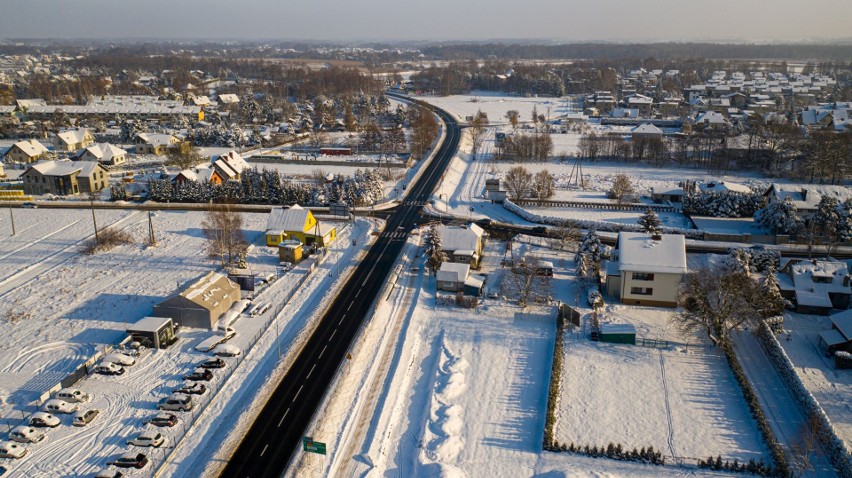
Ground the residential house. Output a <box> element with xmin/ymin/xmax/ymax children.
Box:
<box><xmin>218</xmin><ymin>94</ymin><xmax>240</xmax><ymax>105</ymax></box>
<box><xmin>53</xmin><ymin>128</ymin><xmax>94</xmax><ymax>152</ymax></box>
<box><xmin>777</xmin><ymin>259</ymin><xmax>851</xmax><ymax>315</ymax></box>
<box><xmin>153</xmin><ymin>271</ymin><xmax>241</xmax><ymax>329</ymax></box>
<box><xmin>819</xmin><ymin>310</ymin><xmax>852</xmax><ymax>355</ymax></box>
<box><xmin>212</xmin><ymin>150</ymin><xmax>250</xmax><ymax>181</ymax></box>
<box><xmin>79</xmin><ymin>143</ymin><xmax>127</xmax><ymax>166</ymax></box>
<box><xmin>22</xmin><ymin>160</ymin><xmax>108</xmax><ymax>196</ymax></box>
<box><xmin>265</xmin><ymin>204</ymin><xmax>337</xmax><ymax>248</ymax></box>
<box><xmin>134</xmin><ymin>133</ymin><xmax>179</xmax><ymax>155</ymax></box>
<box><xmin>764</xmin><ymin>183</ymin><xmax>852</xmax><ymax>216</ymax></box>
<box><xmin>173</xmin><ymin>167</ymin><xmax>223</xmax><ymax>186</ymax></box>
<box><xmin>5</xmin><ymin>139</ymin><xmax>49</xmax><ymax>163</ymax></box>
<box><xmin>605</xmin><ymin>232</ymin><xmax>687</xmax><ymax>307</ymax></box>
<box><xmin>438</xmin><ymin>223</ymin><xmax>485</xmax><ymax>268</ymax></box>
<box><xmin>630</xmin><ymin>123</ymin><xmax>663</xmax><ymax>140</ymax></box>
<box><xmin>437</xmin><ymin>262</ymin><xmax>470</xmax><ymax>292</ymax></box>
<box><xmin>694</xmin><ymin>111</ymin><xmax>729</xmax><ymax>131</ymax></box>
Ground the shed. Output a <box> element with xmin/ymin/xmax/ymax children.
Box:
<box><xmin>599</xmin><ymin>323</ymin><xmax>637</xmax><ymax>345</ymax></box>
<box><xmin>126</xmin><ymin>317</ymin><xmax>174</xmax><ymax>349</ymax></box>
<box><xmin>464</xmin><ymin>274</ymin><xmax>486</xmax><ymax>296</ymax></box>
<box><xmin>278</xmin><ymin>240</ymin><xmax>303</xmax><ymax>263</ymax></box>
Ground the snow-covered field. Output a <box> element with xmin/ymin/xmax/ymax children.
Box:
<box><xmin>0</xmin><ymin>204</ymin><xmax>375</xmax><ymax>476</ymax></box>
<box><xmin>778</xmin><ymin>311</ymin><xmax>852</xmax><ymax>449</ymax></box>
<box><xmin>414</xmin><ymin>91</ymin><xmax>573</xmax><ymax>125</ymax></box>
<box><xmin>523</xmin><ymin>206</ymin><xmax>691</xmax><ymax>229</ymax></box>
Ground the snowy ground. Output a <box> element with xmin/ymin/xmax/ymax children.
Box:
<box><xmin>777</xmin><ymin>311</ymin><xmax>852</xmax><ymax>449</ymax></box>
<box><xmin>0</xmin><ymin>204</ymin><xmax>374</xmax><ymax>477</ymax></box>
<box><xmin>413</xmin><ymin>91</ymin><xmax>573</xmax><ymax>125</ymax></box>
<box><xmin>523</xmin><ymin>206</ymin><xmax>691</xmax><ymax>229</ymax></box>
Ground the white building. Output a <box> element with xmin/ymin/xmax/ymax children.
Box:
<box><xmin>605</xmin><ymin>232</ymin><xmax>687</xmax><ymax>307</ymax></box>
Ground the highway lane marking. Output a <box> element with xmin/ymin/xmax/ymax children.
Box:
<box><xmin>260</xmin><ymin>443</ymin><xmax>269</xmax><ymax>456</ymax></box>
<box><xmin>319</xmin><ymin>345</ymin><xmax>327</xmax><ymax>359</ymax></box>
<box><xmin>329</xmin><ymin>329</ymin><xmax>337</xmax><ymax>341</ymax></box>
<box><xmin>278</xmin><ymin>409</ymin><xmax>290</xmax><ymax>428</ymax></box>
<box><xmin>347</xmin><ymin>302</ymin><xmax>352</xmax><ymax>311</ymax></box>
<box><xmin>307</xmin><ymin>363</ymin><xmax>316</xmax><ymax>379</ymax></box>
<box><xmin>293</xmin><ymin>385</ymin><xmax>304</xmax><ymax>402</ymax></box>
<box><xmin>355</xmin><ymin>289</ymin><xmax>360</xmax><ymax>298</ymax></box>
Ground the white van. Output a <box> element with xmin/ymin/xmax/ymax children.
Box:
<box><xmin>56</xmin><ymin>388</ymin><xmax>91</xmax><ymax>403</ymax></box>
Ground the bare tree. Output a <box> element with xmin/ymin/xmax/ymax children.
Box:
<box><xmin>467</xmin><ymin>110</ymin><xmax>488</xmax><ymax>160</ymax></box>
<box><xmin>410</xmin><ymin>106</ymin><xmax>439</xmax><ymax>160</ymax></box>
<box><xmin>532</xmin><ymin>169</ymin><xmax>555</xmax><ymax>199</ymax></box>
<box><xmin>790</xmin><ymin>415</ymin><xmax>823</xmax><ymax>475</ymax></box>
<box><xmin>202</xmin><ymin>202</ymin><xmax>248</xmax><ymax>268</ymax></box>
<box><xmin>510</xmin><ymin>254</ymin><xmax>551</xmax><ymax>307</ymax></box>
<box><xmin>550</xmin><ymin>220</ymin><xmax>580</xmax><ymax>252</ymax></box>
<box><xmin>166</xmin><ymin>143</ymin><xmax>205</xmax><ymax>170</ymax></box>
<box><xmin>607</xmin><ymin>173</ymin><xmax>634</xmax><ymax>204</ymax></box>
<box><xmin>504</xmin><ymin>166</ymin><xmax>533</xmax><ymax>201</ymax></box>
<box><xmin>505</xmin><ymin>110</ymin><xmax>519</xmax><ymax>130</ymax></box>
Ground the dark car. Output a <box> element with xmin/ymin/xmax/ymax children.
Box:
<box><xmin>20</xmin><ymin>202</ymin><xmax>38</xmax><ymax>209</ymax></box>
<box><xmin>174</xmin><ymin>382</ymin><xmax>207</xmax><ymax>395</ymax></box>
<box><xmin>108</xmin><ymin>452</ymin><xmax>148</xmax><ymax>469</ymax></box>
<box><xmin>147</xmin><ymin>413</ymin><xmax>178</xmax><ymax>428</ymax></box>
<box><xmin>198</xmin><ymin>358</ymin><xmax>225</xmax><ymax>369</ymax></box>
<box><xmin>183</xmin><ymin>369</ymin><xmax>213</xmax><ymax>381</ymax></box>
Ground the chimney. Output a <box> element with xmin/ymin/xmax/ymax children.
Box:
<box><xmin>651</xmin><ymin>233</ymin><xmax>663</xmax><ymax>241</ymax></box>
<box><xmin>801</xmin><ymin>188</ymin><xmax>807</xmax><ymax>201</ymax></box>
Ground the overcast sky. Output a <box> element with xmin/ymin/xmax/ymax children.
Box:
<box><xmin>2</xmin><ymin>0</ymin><xmax>850</xmax><ymax>43</ymax></box>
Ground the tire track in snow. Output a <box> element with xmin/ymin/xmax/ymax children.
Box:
<box><xmin>659</xmin><ymin>350</ymin><xmax>676</xmax><ymax>459</ymax></box>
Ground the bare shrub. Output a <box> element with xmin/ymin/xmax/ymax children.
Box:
<box><xmin>82</xmin><ymin>227</ymin><xmax>134</xmax><ymax>254</ymax></box>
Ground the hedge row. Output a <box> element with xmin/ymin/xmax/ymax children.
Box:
<box><xmin>542</xmin><ymin>311</ymin><xmax>565</xmax><ymax>450</ymax></box>
<box><xmin>698</xmin><ymin>455</ymin><xmax>773</xmax><ymax>476</ymax></box>
<box><xmin>503</xmin><ymin>199</ymin><xmax>704</xmax><ymax>239</ymax></box>
<box><xmin>755</xmin><ymin>322</ymin><xmax>852</xmax><ymax>476</ymax></box>
<box><xmin>547</xmin><ymin>441</ymin><xmax>665</xmax><ymax>466</ymax></box>
<box><xmin>721</xmin><ymin>340</ymin><xmax>790</xmax><ymax>477</ymax></box>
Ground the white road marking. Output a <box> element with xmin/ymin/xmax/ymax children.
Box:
<box><xmin>260</xmin><ymin>444</ymin><xmax>269</xmax><ymax>456</ymax></box>
<box><xmin>277</xmin><ymin>409</ymin><xmax>289</xmax><ymax>428</ymax></box>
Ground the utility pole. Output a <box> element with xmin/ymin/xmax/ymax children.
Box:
<box><xmin>8</xmin><ymin>205</ymin><xmax>15</xmax><ymax>236</ymax></box>
<box><xmin>90</xmin><ymin>197</ymin><xmax>99</xmax><ymax>245</ymax></box>
<box><xmin>148</xmin><ymin>211</ymin><xmax>158</xmax><ymax>246</ymax></box>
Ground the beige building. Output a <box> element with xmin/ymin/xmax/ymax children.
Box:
<box><xmin>606</xmin><ymin>232</ymin><xmax>687</xmax><ymax>307</ymax></box>
<box><xmin>53</xmin><ymin>128</ymin><xmax>94</xmax><ymax>152</ymax></box>
<box><xmin>79</xmin><ymin>143</ymin><xmax>127</xmax><ymax>166</ymax></box>
<box><xmin>6</xmin><ymin>139</ymin><xmax>49</xmax><ymax>163</ymax></box>
<box><xmin>22</xmin><ymin>160</ymin><xmax>108</xmax><ymax>196</ymax></box>
<box><xmin>153</xmin><ymin>271</ymin><xmax>241</xmax><ymax>329</ymax></box>
<box><xmin>134</xmin><ymin>133</ymin><xmax>179</xmax><ymax>155</ymax></box>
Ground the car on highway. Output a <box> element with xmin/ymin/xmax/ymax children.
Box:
<box><xmin>9</xmin><ymin>426</ymin><xmax>46</xmax><ymax>444</ymax></box>
<box><xmin>146</xmin><ymin>413</ymin><xmax>178</xmax><ymax>428</ymax></box>
<box><xmin>56</xmin><ymin>387</ymin><xmax>91</xmax><ymax>403</ymax></box>
<box><xmin>20</xmin><ymin>202</ymin><xmax>38</xmax><ymax>209</ymax></box>
<box><xmin>212</xmin><ymin>344</ymin><xmax>241</xmax><ymax>357</ymax></box>
<box><xmin>42</xmin><ymin>399</ymin><xmax>78</xmax><ymax>414</ymax></box>
<box><xmin>0</xmin><ymin>441</ymin><xmax>27</xmax><ymax>459</ymax></box>
<box><xmin>174</xmin><ymin>382</ymin><xmax>206</xmax><ymax>395</ymax></box>
<box><xmin>73</xmin><ymin>409</ymin><xmax>100</xmax><ymax>426</ymax></box>
<box><xmin>127</xmin><ymin>430</ymin><xmax>166</xmax><ymax>448</ymax></box>
<box><xmin>198</xmin><ymin>357</ymin><xmax>225</xmax><ymax>369</ymax></box>
<box><xmin>157</xmin><ymin>394</ymin><xmax>193</xmax><ymax>412</ymax></box>
<box><xmin>103</xmin><ymin>352</ymin><xmax>136</xmax><ymax>367</ymax></box>
<box><xmin>29</xmin><ymin>412</ymin><xmax>60</xmax><ymax>428</ymax></box>
<box><xmin>93</xmin><ymin>362</ymin><xmax>125</xmax><ymax>376</ymax></box>
<box><xmin>183</xmin><ymin>368</ymin><xmax>213</xmax><ymax>381</ymax></box>
<box><xmin>107</xmin><ymin>452</ymin><xmax>149</xmax><ymax>469</ymax></box>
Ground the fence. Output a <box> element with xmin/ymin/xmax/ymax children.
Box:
<box><xmin>637</xmin><ymin>338</ymin><xmax>669</xmax><ymax>349</ymax></box>
<box><xmin>513</xmin><ymin>198</ymin><xmax>676</xmax><ymax>213</ymax></box>
<box><xmin>558</xmin><ymin>303</ymin><xmax>581</xmax><ymax>327</ymax></box>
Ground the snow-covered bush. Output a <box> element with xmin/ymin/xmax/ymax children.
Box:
<box><xmin>835</xmin><ymin>351</ymin><xmax>852</xmax><ymax>370</ymax></box>
<box><xmin>587</xmin><ymin>289</ymin><xmax>604</xmax><ymax>309</ymax></box>
<box><xmin>682</xmin><ymin>190</ymin><xmax>765</xmax><ymax>218</ymax></box>
<box><xmin>754</xmin><ymin>196</ymin><xmax>799</xmax><ymax>235</ymax></box>
<box><xmin>765</xmin><ymin>316</ymin><xmax>784</xmax><ymax>334</ymax></box>
<box><xmin>747</xmin><ymin>249</ymin><xmax>781</xmax><ymax>273</ymax></box>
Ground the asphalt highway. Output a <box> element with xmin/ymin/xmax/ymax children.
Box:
<box><xmin>220</xmin><ymin>94</ymin><xmax>460</xmax><ymax>477</ymax></box>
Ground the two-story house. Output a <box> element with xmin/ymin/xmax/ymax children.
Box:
<box><xmin>79</xmin><ymin>143</ymin><xmax>127</xmax><ymax>166</ymax></box>
<box><xmin>605</xmin><ymin>232</ymin><xmax>687</xmax><ymax>307</ymax></box>
<box><xmin>53</xmin><ymin>128</ymin><xmax>94</xmax><ymax>152</ymax></box>
<box><xmin>438</xmin><ymin>223</ymin><xmax>485</xmax><ymax>268</ymax></box>
<box><xmin>22</xmin><ymin>160</ymin><xmax>108</xmax><ymax>196</ymax></box>
<box><xmin>134</xmin><ymin>133</ymin><xmax>179</xmax><ymax>155</ymax></box>
<box><xmin>5</xmin><ymin>139</ymin><xmax>49</xmax><ymax>163</ymax></box>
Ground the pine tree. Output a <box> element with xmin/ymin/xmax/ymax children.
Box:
<box><xmin>761</xmin><ymin>265</ymin><xmax>786</xmax><ymax>318</ymax></box>
<box><xmin>575</xmin><ymin>229</ymin><xmax>604</xmax><ymax>263</ymax></box>
<box><xmin>755</xmin><ymin>196</ymin><xmax>799</xmax><ymax>235</ymax></box>
<box><xmin>424</xmin><ymin>223</ymin><xmax>448</xmax><ymax>274</ymax></box>
<box><xmin>638</xmin><ymin>208</ymin><xmax>663</xmax><ymax>234</ymax></box>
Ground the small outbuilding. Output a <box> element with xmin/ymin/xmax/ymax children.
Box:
<box><xmin>599</xmin><ymin>323</ymin><xmax>637</xmax><ymax>345</ymax></box>
<box><xmin>278</xmin><ymin>240</ymin><xmax>303</xmax><ymax>263</ymax></box>
<box><xmin>437</xmin><ymin>262</ymin><xmax>470</xmax><ymax>292</ymax></box>
<box><xmin>126</xmin><ymin>316</ymin><xmax>175</xmax><ymax>349</ymax></box>
<box><xmin>819</xmin><ymin>310</ymin><xmax>852</xmax><ymax>355</ymax></box>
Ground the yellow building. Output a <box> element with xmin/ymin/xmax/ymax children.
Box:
<box><xmin>266</xmin><ymin>205</ymin><xmax>337</xmax><ymax>248</ymax></box>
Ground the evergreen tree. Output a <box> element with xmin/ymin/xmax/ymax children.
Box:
<box><xmin>575</xmin><ymin>229</ymin><xmax>604</xmax><ymax>263</ymax></box>
<box><xmin>761</xmin><ymin>265</ymin><xmax>786</xmax><ymax>318</ymax></box>
<box><xmin>423</xmin><ymin>222</ymin><xmax>448</xmax><ymax>274</ymax></box>
<box><xmin>638</xmin><ymin>208</ymin><xmax>663</xmax><ymax>234</ymax></box>
<box><xmin>755</xmin><ymin>196</ymin><xmax>799</xmax><ymax>235</ymax></box>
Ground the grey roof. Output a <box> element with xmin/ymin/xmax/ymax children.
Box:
<box><xmin>267</xmin><ymin>205</ymin><xmax>311</xmax><ymax>233</ymax></box>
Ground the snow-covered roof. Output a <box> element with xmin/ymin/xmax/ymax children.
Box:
<box><xmin>267</xmin><ymin>205</ymin><xmax>312</xmax><ymax>233</ymax></box>
<box><xmin>82</xmin><ymin>143</ymin><xmax>126</xmax><ymax>162</ymax></box>
<box><xmin>600</xmin><ymin>323</ymin><xmax>636</xmax><ymax>335</ymax></box>
<box><xmin>699</xmin><ymin>181</ymin><xmax>751</xmax><ymax>194</ymax></box>
<box><xmin>695</xmin><ymin>111</ymin><xmax>728</xmax><ymax>125</ymax></box>
<box><xmin>820</xmin><ymin>329</ymin><xmax>848</xmax><ymax>347</ymax></box>
<box><xmin>213</xmin><ymin>150</ymin><xmax>249</xmax><ymax>179</ymax></box>
<box><xmin>631</xmin><ymin>123</ymin><xmax>662</xmax><ymax>135</ymax></box>
<box><xmin>10</xmin><ymin>139</ymin><xmax>49</xmax><ymax>157</ymax></box>
<box><xmin>218</xmin><ymin>93</ymin><xmax>240</xmax><ymax>104</ymax></box>
<box><xmin>437</xmin><ymin>262</ymin><xmax>470</xmax><ymax>283</ymax></box>
<box><xmin>766</xmin><ymin>183</ymin><xmax>852</xmax><ymax>212</ymax></box>
<box><xmin>617</xmin><ymin>232</ymin><xmax>687</xmax><ymax>274</ymax></box>
<box><xmin>464</xmin><ymin>273</ymin><xmax>485</xmax><ymax>289</ymax></box>
<box><xmin>438</xmin><ymin>224</ymin><xmax>483</xmax><ymax>253</ymax></box>
<box><xmin>137</xmin><ymin>133</ymin><xmax>177</xmax><ymax>147</ymax></box>
<box><xmin>180</xmin><ymin>271</ymin><xmax>237</xmax><ymax>308</ymax></box>
<box><xmin>55</xmin><ymin>128</ymin><xmax>90</xmax><ymax>146</ymax></box>
<box><xmin>26</xmin><ymin>160</ymin><xmax>101</xmax><ymax>178</ymax></box>
<box><xmin>785</xmin><ymin>260</ymin><xmax>850</xmax><ymax>308</ymax></box>
<box><xmin>830</xmin><ymin>310</ymin><xmax>852</xmax><ymax>340</ymax></box>
<box><xmin>127</xmin><ymin>316</ymin><xmax>172</xmax><ymax>333</ymax></box>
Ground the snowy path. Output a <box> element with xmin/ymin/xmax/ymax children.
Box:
<box><xmin>732</xmin><ymin>331</ymin><xmax>837</xmax><ymax>477</ymax></box>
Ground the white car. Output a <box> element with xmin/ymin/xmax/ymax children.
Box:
<box><xmin>212</xmin><ymin>343</ymin><xmax>241</xmax><ymax>357</ymax></box>
<box><xmin>42</xmin><ymin>399</ymin><xmax>79</xmax><ymax>414</ymax></box>
<box><xmin>9</xmin><ymin>425</ymin><xmax>45</xmax><ymax>443</ymax></box>
<box><xmin>127</xmin><ymin>430</ymin><xmax>166</xmax><ymax>448</ymax></box>
<box><xmin>103</xmin><ymin>352</ymin><xmax>136</xmax><ymax>366</ymax></box>
<box><xmin>0</xmin><ymin>440</ymin><xmax>27</xmax><ymax>459</ymax></box>
<box><xmin>29</xmin><ymin>412</ymin><xmax>60</xmax><ymax>428</ymax></box>
<box><xmin>56</xmin><ymin>387</ymin><xmax>91</xmax><ymax>403</ymax></box>
<box><xmin>93</xmin><ymin>362</ymin><xmax>125</xmax><ymax>375</ymax></box>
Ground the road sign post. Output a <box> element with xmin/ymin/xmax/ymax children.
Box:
<box><xmin>303</xmin><ymin>436</ymin><xmax>327</xmax><ymax>455</ymax></box>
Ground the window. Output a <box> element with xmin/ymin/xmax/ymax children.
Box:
<box><xmin>630</xmin><ymin>287</ymin><xmax>653</xmax><ymax>296</ymax></box>
<box><xmin>632</xmin><ymin>272</ymin><xmax>655</xmax><ymax>281</ymax></box>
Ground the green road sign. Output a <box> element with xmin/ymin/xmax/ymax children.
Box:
<box><xmin>303</xmin><ymin>437</ymin><xmax>327</xmax><ymax>455</ymax></box>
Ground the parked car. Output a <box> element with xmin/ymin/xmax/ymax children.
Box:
<box><xmin>43</xmin><ymin>399</ymin><xmax>78</xmax><ymax>414</ymax></box>
<box><xmin>212</xmin><ymin>344</ymin><xmax>242</xmax><ymax>357</ymax></box>
<box><xmin>183</xmin><ymin>369</ymin><xmax>213</xmax><ymax>381</ymax></box>
<box><xmin>29</xmin><ymin>412</ymin><xmax>60</xmax><ymax>428</ymax></box>
<box><xmin>127</xmin><ymin>430</ymin><xmax>166</xmax><ymax>448</ymax></box>
<box><xmin>20</xmin><ymin>202</ymin><xmax>38</xmax><ymax>209</ymax></box>
<box><xmin>107</xmin><ymin>452</ymin><xmax>148</xmax><ymax>469</ymax></box>
<box><xmin>56</xmin><ymin>388</ymin><xmax>91</xmax><ymax>403</ymax></box>
<box><xmin>174</xmin><ymin>382</ymin><xmax>206</xmax><ymax>395</ymax></box>
<box><xmin>0</xmin><ymin>441</ymin><xmax>27</xmax><ymax>459</ymax></box>
<box><xmin>146</xmin><ymin>413</ymin><xmax>178</xmax><ymax>428</ymax></box>
<box><xmin>103</xmin><ymin>352</ymin><xmax>136</xmax><ymax>367</ymax></box>
<box><xmin>248</xmin><ymin>302</ymin><xmax>271</xmax><ymax>317</ymax></box>
<box><xmin>199</xmin><ymin>358</ymin><xmax>225</xmax><ymax>369</ymax></box>
<box><xmin>0</xmin><ymin>465</ymin><xmax>7</xmax><ymax>475</ymax></box>
<box><xmin>157</xmin><ymin>394</ymin><xmax>193</xmax><ymax>412</ymax></box>
<box><xmin>94</xmin><ymin>468</ymin><xmax>124</xmax><ymax>478</ymax></box>
<box><xmin>9</xmin><ymin>426</ymin><xmax>45</xmax><ymax>444</ymax></box>
<box><xmin>73</xmin><ymin>409</ymin><xmax>100</xmax><ymax>426</ymax></box>
<box><xmin>93</xmin><ymin>362</ymin><xmax>125</xmax><ymax>376</ymax></box>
